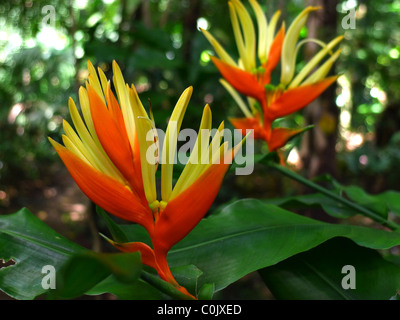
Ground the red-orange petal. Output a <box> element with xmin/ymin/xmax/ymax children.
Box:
<box><xmin>106</xmin><ymin>85</ymin><xmax>147</xmax><ymax>204</ymax></box>
<box><xmin>105</xmin><ymin>82</ymin><xmax>126</xmax><ymax>132</ymax></box>
<box><xmin>229</xmin><ymin>116</ymin><xmax>266</xmax><ymax>140</ymax></box>
<box><xmin>210</xmin><ymin>56</ymin><xmax>265</xmax><ymax>102</ymax></box>
<box><xmin>50</xmin><ymin>139</ymin><xmax>153</xmax><ymax>231</ymax></box>
<box><xmin>88</xmin><ymin>86</ymin><xmax>137</xmax><ymax>185</ymax></box>
<box><xmin>264</xmin><ymin>25</ymin><xmax>285</xmax><ymax>75</ymax></box>
<box><xmin>153</xmin><ymin>161</ymin><xmax>232</xmax><ymax>253</ymax></box>
<box><xmin>107</xmin><ymin>240</ymin><xmax>157</xmax><ymax>270</ymax></box>
<box><xmin>267</xmin><ymin>127</ymin><xmax>308</xmax><ymax>152</ymax></box>
<box><xmin>104</xmin><ymin>231</ymin><xmax>196</xmax><ymax>299</ymax></box>
<box><xmin>267</xmin><ymin>76</ymin><xmax>338</xmax><ymax>121</ymax></box>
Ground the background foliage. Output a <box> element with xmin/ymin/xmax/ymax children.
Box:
<box><xmin>1</xmin><ymin>0</ymin><xmax>400</xmax><ymax>299</ymax></box>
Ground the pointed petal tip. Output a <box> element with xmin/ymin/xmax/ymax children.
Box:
<box><xmin>184</xmin><ymin>85</ymin><xmax>194</xmax><ymax>95</ymax></box>
<box><xmin>47</xmin><ymin>136</ymin><xmax>58</xmax><ymax>147</ymax></box>
<box><xmin>112</xmin><ymin>60</ymin><xmax>119</xmax><ymax>71</ymax></box>
<box><xmin>48</xmin><ymin>136</ymin><xmax>65</xmax><ymax>152</ymax></box>
<box><xmin>307</xmin><ymin>6</ymin><xmax>321</xmax><ymax>12</ymax></box>
<box><xmin>335</xmin><ymin>35</ymin><xmax>345</xmax><ymax>44</ymax></box>
<box><xmin>61</xmin><ymin>118</ymin><xmax>69</xmax><ymax>128</ymax></box>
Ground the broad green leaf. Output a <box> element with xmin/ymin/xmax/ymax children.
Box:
<box><xmin>265</xmin><ymin>193</ymin><xmax>358</xmax><ymax>218</ymax></box>
<box><xmin>361</xmin><ymin>190</ymin><xmax>400</xmax><ymax>218</ymax></box>
<box><xmin>0</xmin><ymin>208</ymin><xmax>86</xmax><ymax>300</ymax></box>
<box><xmin>198</xmin><ymin>283</ymin><xmax>215</xmax><ymax>300</ymax></box>
<box><xmin>168</xmin><ymin>200</ymin><xmax>400</xmax><ymax>292</ymax></box>
<box><xmin>140</xmin><ymin>270</ymin><xmax>196</xmax><ymax>300</ymax></box>
<box><xmin>315</xmin><ymin>174</ymin><xmax>400</xmax><ymax>218</ymax></box>
<box><xmin>53</xmin><ymin>251</ymin><xmax>142</xmax><ymax>299</ymax></box>
<box><xmin>116</xmin><ymin>199</ymin><xmax>400</xmax><ymax>293</ymax></box>
<box><xmin>385</xmin><ymin>254</ymin><xmax>400</xmax><ymax>268</ymax></box>
<box><xmin>342</xmin><ymin>185</ymin><xmax>388</xmax><ymax>219</ymax></box>
<box><xmin>86</xmin><ymin>275</ymin><xmax>166</xmax><ymax>300</ymax></box>
<box><xmin>260</xmin><ymin>237</ymin><xmax>400</xmax><ymax>300</ymax></box>
<box><xmin>171</xmin><ymin>264</ymin><xmax>203</xmax><ymax>295</ymax></box>
<box><xmin>96</xmin><ymin>206</ymin><xmax>129</xmax><ymax>243</ymax></box>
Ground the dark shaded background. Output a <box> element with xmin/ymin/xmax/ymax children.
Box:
<box><xmin>1</xmin><ymin>0</ymin><xmax>400</xmax><ymax>299</ymax></box>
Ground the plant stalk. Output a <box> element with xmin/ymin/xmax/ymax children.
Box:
<box><xmin>140</xmin><ymin>270</ymin><xmax>196</xmax><ymax>300</ymax></box>
<box><xmin>269</xmin><ymin>163</ymin><xmax>400</xmax><ymax>231</ymax></box>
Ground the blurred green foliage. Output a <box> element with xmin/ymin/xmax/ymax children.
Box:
<box><xmin>1</xmin><ymin>0</ymin><xmax>400</xmax><ymax>198</ymax></box>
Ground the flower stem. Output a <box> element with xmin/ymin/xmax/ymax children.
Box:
<box><xmin>140</xmin><ymin>270</ymin><xmax>196</xmax><ymax>300</ymax></box>
<box><xmin>268</xmin><ymin>162</ymin><xmax>400</xmax><ymax>231</ymax></box>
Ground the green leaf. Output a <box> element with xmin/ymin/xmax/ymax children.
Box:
<box><xmin>166</xmin><ymin>199</ymin><xmax>400</xmax><ymax>292</ymax></box>
<box><xmin>259</xmin><ymin>237</ymin><xmax>400</xmax><ymax>300</ymax></box>
<box><xmin>316</xmin><ymin>174</ymin><xmax>400</xmax><ymax>219</ymax></box>
<box><xmin>198</xmin><ymin>283</ymin><xmax>215</xmax><ymax>300</ymax></box>
<box><xmin>86</xmin><ymin>275</ymin><xmax>166</xmax><ymax>300</ymax></box>
<box><xmin>171</xmin><ymin>264</ymin><xmax>203</xmax><ymax>295</ymax></box>
<box><xmin>140</xmin><ymin>270</ymin><xmax>196</xmax><ymax>300</ymax></box>
<box><xmin>91</xmin><ymin>199</ymin><xmax>400</xmax><ymax>296</ymax></box>
<box><xmin>376</xmin><ymin>191</ymin><xmax>400</xmax><ymax>217</ymax></box>
<box><xmin>0</xmin><ymin>208</ymin><xmax>86</xmax><ymax>300</ymax></box>
<box><xmin>265</xmin><ymin>165</ymin><xmax>400</xmax><ymax>229</ymax></box>
<box><xmin>53</xmin><ymin>251</ymin><xmax>142</xmax><ymax>299</ymax></box>
<box><xmin>265</xmin><ymin>193</ymin><xmax>359</xmax><ymax>218</ymax></box>
<box><xmin>96</xmin><ymin>206</ymin><xmax>129</xmax><ymax>243</ymax></box>
<box><xmin>342</xmin><ymin>185</ymin><xmax>388</xmax><ymax>219</ymax></box>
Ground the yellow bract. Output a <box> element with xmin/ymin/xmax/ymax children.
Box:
<box><xmin>280</xmin><ymin>6</ymin><xmax>320</xmax><ymax>86</ymax></box>
<box><xmin>161</xmin><ymin>86</ymin><xmax>193</xmax><ymax>202</ymax></box>
<box><xmin>229</xmin><ymin>0</ymin><xmax>256</xmax><ymax>71</ymax></box>
<box><xmin>219</xmin><ymin>79</ymin><xmax>253</xmax><ymax>118</ymax></box>
<box><xmin>288</xmin><ymin>35</ymin><xmax>344</xmax><ymax>88</ymax></box>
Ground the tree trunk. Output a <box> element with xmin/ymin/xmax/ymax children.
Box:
<box><xmin>300</xmin><ymin>0</ymin><xmax>339</xmax><ymax>180</ymax></box>
<box><xmin>182</xmin><ymin>0</ymin><xmax>201</xmax><ymax>63</ymax></box>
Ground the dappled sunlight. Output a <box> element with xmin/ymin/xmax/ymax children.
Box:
<box><xmin>1</xmin><ymin>0</ymin><xmax>400</xmax><ymax>302</ymax></box>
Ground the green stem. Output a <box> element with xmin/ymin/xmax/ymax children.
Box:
<box><xmin>140</xmin><ymin>270</ymin><xmax>195</xmax><ymax>300</ymax></box>
<box><xmin>268</xmin><ymin>163</ymin><xmax>400</xmax><ymax>231</ymax></box>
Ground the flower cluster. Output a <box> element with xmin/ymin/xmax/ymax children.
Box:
<box><xmin>202</xmin><ymin>0</ymin><xmax>342</xmax><ymax>152</ymax></box>
<box><xmin>50</xmin><ymin>61</ymin><xmax>244</xmax><ymax>298</ymax></box>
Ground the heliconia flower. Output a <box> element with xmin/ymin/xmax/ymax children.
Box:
<box><xmin>201</xmin><ymin>0</ymin><xmax>343</xmax><ymax>152</ymax></box>
<box><xmin>49</xmin><ymin>60</ymin><xmax>245</xmax><ymax>299</ymax></box>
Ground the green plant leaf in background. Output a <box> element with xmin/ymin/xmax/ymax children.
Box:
<box><xmin>0</xmin><ymin>208</ymin><xmax>87</xmax><ymax>299</ymax></box>
<box><xmin>107</xmin><ymin>199</ymin><xmax>400</xmax><ymax>295</ymax></box>
<box><xmin>316</xmin><ymin>174</ymin><xmax>400</xmax><ymax>219</ymax></box>
<box><xmin>52</xmin><ymin>251</ymin><xmax>142</xmax><ymax>299</ymax></box>
<box><xmin>86</xmin><ymin>274</ymin><xmax>166</xmax><ymax>300</ymax></box>
<box><xmin>259</xmin><ymin>237</ymin><xmax>400</xmax><ymax>300</ymax></box>
<box><xmin>265</xmin><ymin>193</ymin><xmax>359</xmax><ymax>219</ymax></box>
<box><xmin>3</xmin><ymin>200</ymin><xmax>400</xmax><ymax>300</ymax></box>
<box><xmin>0</xmin><ymin>208</ymin><xmax>144</xmax><ymax>300</ymax></box>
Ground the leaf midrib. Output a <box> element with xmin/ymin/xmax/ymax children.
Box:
<box><xmin>301</xmin><ymin>260</ymin><xmax>354</xmax><ymax>300</ymax></box>
<box><xmin>0</xmin><ymin>229</ymin><xmax>85</xmax><ymax>257</ymax></box>
<box><xmin>170</xmin><ymin>222</ymin><xmax>322</xmax><ymax>254</ymax></box>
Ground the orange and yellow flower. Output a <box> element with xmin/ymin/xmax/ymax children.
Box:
<box><xmin>49</xmin><ymin>61</ymin><xmax>245</xmax><ymax>299</ymax></box>
<box><xmin>202</xmin><ymin>0</ymin><xmax>343</xmax><ymax>152</ymax></box>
